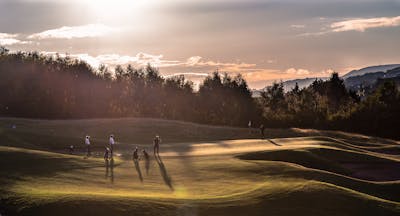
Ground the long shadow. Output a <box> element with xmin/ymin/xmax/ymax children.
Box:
<box><xmin>268</xmin><ymin>139</ymin><xmax>281</xmax><ymax>146</ymax></box>
<box><xmin>105</xmin><ymin>158</ymin><xmax>114</xmax><ymax>184</ymax></box>
<box><xmin>105</xmin><ymin>159</ymin><xmax>109</xmax><ymax>179</ymax></box>
<box><xmin>133</xmin><ymin>159</ymin><xmax>143</xmax><ymax>182</ymax></box>
<box><xmin>155</xmin><ymin>155</ymin><xmax>173</xmax><ymax>190</ymax></box>
<box><xmin>110</xmin><ymin>158</ymin><xmax>114</xmax><ymax>183</ymax></box>
<box><xmin>144</xmin><ymin>157</ymin><xmax>150</xmax><ymax>176</ymax></box>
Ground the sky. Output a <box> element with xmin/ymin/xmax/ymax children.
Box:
<box><xmin>1</xmin><ymin>0</ymin><xmax>400</xmax><ymax>89</ymax></box>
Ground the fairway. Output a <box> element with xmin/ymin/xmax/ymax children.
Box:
<box><xmin>0</xmin><ymin>118</ymin><xmax>399</xmax><ymax>215</ymax></box>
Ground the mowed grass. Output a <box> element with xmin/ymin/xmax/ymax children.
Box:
<box><xmin>0</xmin><ymin>118</ymin><xmax>399</xmax><ymax>215</ymax></box>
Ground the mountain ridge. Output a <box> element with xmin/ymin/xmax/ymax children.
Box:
<box><xmin>342</xmin><ymin>64</ymin><xmax>400</xmax><ymax>79</ymax></box>
<box><xmin>255</xmin><ymin>64</ymin><xmax>400</xmax><ymax>95</ymax></box>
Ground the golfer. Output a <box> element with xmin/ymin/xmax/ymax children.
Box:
<box><xmin>109</xmin><ymin>134</ymin><xmax>115</xmax><ymax>156</ymax></box>
<box><xmin>104</xmin><ymin>147</ymin><xmax>110</xmax><ymax>160</ymax></box>
<box><xmin>85</xmin><ymin>135</ymin><xmax>91</xmax><ymax>156</ymax></box>
<box><xmin>153</xmin><ymin>135</ymin><xmax>161</xmax><ymax>155</ymax></box>
<box><xmin>133</xmin><ymin>147</ymin><xmax>139</xmax><ymax>161</ymax></box>
<box><xmin>260</xmin><ymin>124</ymin><xmax>265</xmax><ymax>139</ymax></box>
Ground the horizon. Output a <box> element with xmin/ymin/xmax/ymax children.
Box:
<box><xmin>1</xmin><ymin>0</ymin><xmax>400</xmax><ymax>88</ymax></box>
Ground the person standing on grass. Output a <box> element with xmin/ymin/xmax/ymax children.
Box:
<box><xmin>259</xmin><ymin>124</ymin><xmax>265</xmax><ymax>139</ymax></box>
<box><xmin>85</xmin><ymin>135</ymin><xmax>91</xmax><ymax>156</ymax></box>
<box><xmin>133</xmin><ymin>147</ymin><xmax>139</xmax><ymax>161</ymax></box>
<box><xmin>153</xmin><ymin>135</ymin><xmax>161</xmax><ymax>156</ymax></box>
<box><xmin>104</xmin><ymin>147</ymin><xmax>111</xmax><ymax>160</ymax></box>
<box><xmin>69</xmin><ymin>145</ymin><xmax>74</xmax><ymax>155</ymax></box>
<box><xmin>109</xmin><ymin>134</ymin><xmax>115</xmax><ymax>157</ymax></box>
<box><xmin>248</xmin><ymin>121</ymin><xmax>252</xmax><ymax>134</ymax></box>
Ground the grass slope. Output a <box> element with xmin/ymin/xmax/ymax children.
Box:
<box><xmin>0</xmin><ymin>117</ymin><xmax>399</xmax><ymax>216</ymax></box>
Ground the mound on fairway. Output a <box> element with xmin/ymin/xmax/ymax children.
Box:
<box><xmin>0</xmin><ymin>117</ymin><xmax>399</xmax><ymax>216</ymax></box>
<box><xmin>237</xmin><ymin>147</ymin><xmax>400</xmax><ymax>181</ymax></box>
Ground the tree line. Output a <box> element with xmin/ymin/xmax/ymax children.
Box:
<box><xmin>0</xmin><ymin>48</ymin><xmax>261</xmax><ymax>126</ymax></box>
<box><xmin>1</xmin><ymin>47</ymin><xmax>399</xmax><ymax>139</ymax></box>
<box><xmin>260</xmin><ymin>73</ymin><xmax>400</xmax><ymax>138</ymax></box>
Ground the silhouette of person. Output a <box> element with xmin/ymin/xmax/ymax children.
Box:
<box><xmin>85</xmin><ymin>135</ymin><xmax>91</xmax><ymax>156</ymax></box>
<box><xmin>109</xmin><ymin>134</ymin><xmax>115</xmax><ymax>157</ymax></box>
<box><xmin>248</xmin><ymin>121</ymin><xmax>252</xmax><ymax>134</ymax></box>
<box><xmin>104</xmin><ymin>147</ymin><xmax>110</xmax><ymax>160</ymax></box>
<box><xmin>69</xmin><ymin>145</ymin><xmax>74</xmax><ymax>154</ymax></box>
<box><xmin>133</xmin><ymin>147</ymin><xmax>139</xmax><ymax>161</ymax></box>
<box><xmin>153</xmin><ymin>135</ymin><xmax>161</xmax><ymax>156</ymax></box>
<box><xmin>132</xmin><ymin>147</ymin><xmax>143</xmax><ymax>181</ymax></box>
<box><xmin>259</xmin><ymin>124</ymin><xmax>265</xmax><ymax>139</ymax></box>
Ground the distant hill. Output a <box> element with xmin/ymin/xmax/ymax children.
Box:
<box><xmin>280</xmin><ymin>77</ymin><xmax>328</xmax><ymax>92</ymax></box>
<box><xmin>344</xmin><ymin>72</ymin><xmax>385</xmax><ymax>90</ymax></box>
<box><xmin>344</xmin><ymin>67</ymin><xmax>400</xmax><ymax>91</ymax></box>
<box><xmin>342</xmin><ymin>64</ymin><xmax>400</xmax><ymax>79</ymax></box>
<box><xmin>254</xmin><ymin>65</ymin><xmax>400</xmax><ymax>97</ymax></box>
<box><xmin>253</xmin><ymin>77</ymin><xmax>328</xmax><ymax>95</ymax></box>
<box><xmin>386</xmin><ymin>67</ymin><xmax>400</xmax><ymax>78</ymax></box>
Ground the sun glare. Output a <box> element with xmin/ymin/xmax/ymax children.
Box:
<box><xmin>83</xmin><ymin>0</ymin><xmax>155</xmax><ymax>22</ymax></box>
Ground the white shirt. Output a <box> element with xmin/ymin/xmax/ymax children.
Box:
<box><xmin>109</xmin><ymin>137</ymin><xmax>115</xmax><ymax>145</ymax></box>
<box><xmin>85</xmin><ymin>138</ymin><xmax>90</xmax><ymax>145</ymax></box>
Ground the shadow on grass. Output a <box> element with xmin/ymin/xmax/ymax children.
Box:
<box><xmin>133</xmin><ymin>159</ymin><xmax>143</xmax><ymax>182</ymax></box>
<box><xmin>105</xmin><ymin>158</ymin><xmax>114</xmax><ymax>184</ymax></box>
<box><xmin>268</xmin><ymin>139</ymin><xmax>281</xmax><ymax>146</ymax></box>
<box><xmin>144</xmin><ymin>157</ymin><xmax>150</xmax><ymax>176</ymax></box>
<box><xmin>155</xmin><ymin>155</ymin><xmax>173</xmax><ymax>190</ymax></box>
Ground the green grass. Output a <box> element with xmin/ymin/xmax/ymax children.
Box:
<box><xmin>237</xmin><ymin>146</ymin><xmax>400</xmax><ymax>181</ymax></box>
<box><xmin>0</xmin><ymin>117</ymin><xmax>399</xmax><ymax>215</ymax></box>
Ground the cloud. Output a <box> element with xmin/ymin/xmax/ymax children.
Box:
<box><xmin>41</xmin><ymin>52</ymin><xmax>181</xmax><ymax>69</ymax></box>
<box><xmin>28</xmin><ymin>24</ymin><xmax>116</xmax><ymax>40</ymax></box>
<box><xmin>186</xmin><ymin>56</ymin><xmax>202</xmax><ymax>66</ymax></box>
<box><xmin>40</xmin><ymin>51</ymin><xmax>334</xmax><ymax>89</ymax></box>
<box><xmin>164</xmin><ymin>72</ymin><xmax>209</xmax><ymax>78</ymax></box>
<box><xmin>190</xmin><ymin>56</ymin><xmax>256</xmax><ymax>72</ymax></box>
<box><xmin>300</xmin><ymin>16</ymin><xmax>400</xmax><ymax>37</ymax></box>
<box><xmin>286</xmin><ymin>68</ymin><xmax>333</xmax><ymax>76</ymax></box>
<box><xmin>297</xmin><ymin>31</ymin><xmax>329</xmax><ymax>37</ymax></box>
<box><xmin>286</xmin><ymin>68</ymin><xmax>311</xmax><ymax>75</ymax></box>
<box><xmin>291</xmin><ymin>24</ymin><xmax>305</xmax><ymax>29</ymax></box>
<box><xmin>0</xmin><ymin>33</ymin><xmax>31</xmax><ymax>46</ymax></box>
<box><xmin>331</xmin><ymin>16</ymin><xmax>400</xmax><ymax>32</ymax></box>
<box><xmin>100</xmin><ymin>53</ymin><xmax>182</xmax><ymax>68</ymax></box>
<box><xmin>42</xmin><ymin>52</ymin><xmax>258</xmax><ymax>75</ymax></box>
<box><xmin>297</xmin><ymin>16</ymin><xmax>400</xmax><ymax>37</ymax></box>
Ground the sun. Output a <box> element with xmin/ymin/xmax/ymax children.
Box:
<box><xmin>83</xmin><ymin>0</ymin><xmax>156</xmax><ymax>22</ymax></box>
<box><xmin>89</xmin><ymin>0</ymin><xmax>139</xmax><ymax>11</ymax></box>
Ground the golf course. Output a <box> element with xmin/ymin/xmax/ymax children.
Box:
<box><xmin>0</xmin><ymin>117</ymin><xmax>399</xmax><ymax>215</ymax></box>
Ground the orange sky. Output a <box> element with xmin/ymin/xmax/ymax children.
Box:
<box><xmin>1</xmin><ymin>0</ymin><xmax>400</xmax><ymax>88</ymax></box>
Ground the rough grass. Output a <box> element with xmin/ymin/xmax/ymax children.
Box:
<box><xmin>0</xmin><ymin>117</ymin><xmax>399</xmax><ymax>216</ymax></box>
